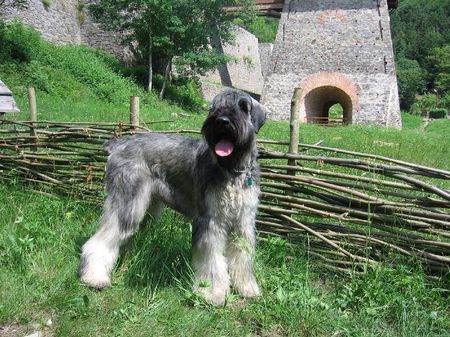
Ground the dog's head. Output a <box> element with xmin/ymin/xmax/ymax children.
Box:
<box><xmin>201</xmin><ymin>89</ymin><xmax>267</xmax><ymax>165</ymax></box>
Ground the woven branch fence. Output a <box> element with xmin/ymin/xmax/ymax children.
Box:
<box><xmin>0</xmin><ymin>91</ymin><xmax>449</xmax><ymax>274</ymax></box>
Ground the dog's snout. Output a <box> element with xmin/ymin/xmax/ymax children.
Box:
<box><xmin>216</xmin><ymin>116</ymin><xmax>231</xmax><ymax>126</ymax></box>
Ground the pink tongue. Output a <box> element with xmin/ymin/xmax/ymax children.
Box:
<box><xmin>215</xmin><ymin>140</ymin><xmax>234</xmax><ymax>157</ymax></box>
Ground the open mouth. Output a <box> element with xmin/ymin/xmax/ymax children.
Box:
<box><xmin>214</xmin><ymin>139</ymin><xmax>234</xmax><ymax>157</ymax></box>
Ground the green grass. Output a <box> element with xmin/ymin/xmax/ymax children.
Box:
<box><xmin>1</xmin><ymin>184</ymin><xmax>448</xmax><ymax>337</ymax></box>
<box><xmin>259</xmin><ymin>114</ymin><xmax>450</xmax><ymax>171</ymax></box>
<box><xmin>1</xmin><ymin>20</ymin><xmax>449</xmax><ymax>337</ymax></box>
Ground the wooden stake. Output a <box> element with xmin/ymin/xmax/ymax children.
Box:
<box><xmin>130</xmin><ymin>96</ymin><xmax>140</xmax><ymax>130</ymax></box>
<box><xmin>287</xmin><ymin>88</ymin><xmax>302</xmax><ymax>199</ymax></box>
<box><xmin>288</xmin><ymin>88</ymin><xmax>301</xmax><ymax>168</ymax></box>
<box><xmin>28</xmin><ymin>86</ymin><xmax>37</xmax><ymax>151</ymax></box>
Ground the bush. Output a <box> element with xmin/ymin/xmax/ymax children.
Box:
<box><xmin>154</xmin><ymin>75</ymin><xmax>206</xmax><ymax>112</ymax></box>
<box><xmin>441</xmin><ymin>92</ymin><xmax>450</xmax><ymax>111</ymax></box>
<box><xmin>120</xmin><ymin>65</ymin><xmax>149</xmax><ymax>87</ymax></box>
<box><xmin>0</xmin><ymin>19</ymin><xmax>42</xmax><ymax>63</ymax></box>
<box><xmin>410</xmin><ymin>93</ymin><xmax>439</xmax><ymax>115</ymax></box>
<box><xmin>427</xmin><ymin>46</ymin><xmax>450</xmax><ymax>92</ymax></box>
<box><xmin>25</xmin><ymin>60</ymin><xmax>52</xmax><ymax>92</ymax></box>
<box><xmin>429</xmin><ymin>108</ymin><xmax>448</xmax><ymax>119</ymax></box>
<box><xmin>236</xmin><ymin>16</ymin><xmax>279</xmax><ymax>43</ymax></box>
<box><xmin>37</xmin><ymin>44</ymin><xmax>142</xmax><ymax>102</ymax></box>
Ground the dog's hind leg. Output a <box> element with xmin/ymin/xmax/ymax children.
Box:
<box><xmin>192</xmin><ymin>217</ymin><xmax>230</xmax><ymax>306</ymax></box>
<box><xmin>79</xmin><ymin>174</ymin><xmax>153</xmax><ymax>289</ymax></box>
<box><xmin>227</xmin><ymin>209</ymin><xmax>260</xmax><ymax>299</ymax></box>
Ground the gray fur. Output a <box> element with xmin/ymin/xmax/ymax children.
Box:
<box><xmin>79</xmin><ymin>89</ymin><xmax>267</xmax><ymax>305</ymax></box>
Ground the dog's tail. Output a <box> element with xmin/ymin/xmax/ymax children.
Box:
<box><xmin>103</xmin><ymin>137</ymin><xmax>127</xmax><ymax>154</ymax></box>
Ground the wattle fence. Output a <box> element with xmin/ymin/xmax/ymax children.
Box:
<box><xmin>1</xmin><ymin>118</ymin><xmax>449</xmax><ymax>274</ymax></box>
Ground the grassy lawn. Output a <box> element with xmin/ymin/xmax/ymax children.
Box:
<box><xmin>1</xmin><ymin>29</ymin><xmax>449</xmax><ymax>335</ymax></box>
<box><xmin>1</xmin><ymin>182</ymin><xmax>448</xmax><ymax>337</ymax></box>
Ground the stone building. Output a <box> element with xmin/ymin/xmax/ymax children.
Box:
<box><xmin>262</xmin><ymin>0</ymin><xmax>402</xmax><ymax>128</ymax></box>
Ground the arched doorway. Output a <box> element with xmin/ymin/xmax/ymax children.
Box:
<box><xmin>304</xmin><ymin>86</ymin><xmax>352</xmax><ymax>125</ymax></box>
<box><xmin>296</xmin><ymin>72</ymin><xmax>360</xmax><ymax>125</ymax></box>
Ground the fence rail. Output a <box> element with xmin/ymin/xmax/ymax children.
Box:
<box><xmin>306</xmin><ymin>116</ymin><xmax>346</xmax><ymax>126</ymax></box>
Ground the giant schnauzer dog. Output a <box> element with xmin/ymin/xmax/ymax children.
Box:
<box><xmin>79</xmin><ymin>89</ymin><xmax>267</xmax><ymax>305</ymax></box>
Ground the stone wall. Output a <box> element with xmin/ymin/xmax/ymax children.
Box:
<box><xmin>262</xmin><ymin>0</ymin><xmax>402</xmax><ymax>128</ymax></box>
<box><xmin>79</xmin><ymin>9</ymin><xmax>135</xmax><ymax>65</ymax></box>
<box><xmin>200</xmin><ymin>26</ymin><xmax>265</xmax><ymax>101</ymax></box>
<box><xmin>0</xmin><ymin>0</ymin><xmax>131</xmax><ymax>61</ymax></box>
<box><xmin>1</xmin><ymin>0</ymin><xmax>81</xmax><ymax>45</ymax></box>
<box><xmin>258</xmin><ymin>43</ymin><xmax>273</xmax><ymax>78</ymax></box>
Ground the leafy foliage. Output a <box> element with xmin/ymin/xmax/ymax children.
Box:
<box><xmin>175</xmin><ymin>50</ymin><xmax>233</xmax><ymax>77</ymax></box>
<box><xmin>88</xmin><ymin>0</ymin><xmax>253</xmax><ymax>94</ymax></box>
<box><xmin>237</xmin><ymin>16</ymin><xmax>279</xmax><ymax>43</ymax></box>
<box><xmin>410</xmin><ymin>93</ymin><xmax>440</xmax><ymax>115</ymax></box>
<box><xmin>426</xmin><ymin>45</ymin><xmax>450</xmax><ymax>93</ymax></box>
<box><xmin>153</xmin><ymin>75</ymin><xmax>206</xmax><ymax>111</ymax></box>
<box><xmin>0</xmin><ymin>19</ymin><xmax>42</xmax><ymax>63</ymax></box>
<box><xmin>391</xmin><ymin>0</ymin><xmax>450</xmax><ymax>71</ymax></box>
<box><xmin>396</xmin><ymin>58</ymin><xmax>425</xmax><ymax>110</ymax></box>
<box><xmin>391</xmin><ymin>0</ymin><xmax>450</xmax><ymax>112</ymax></box>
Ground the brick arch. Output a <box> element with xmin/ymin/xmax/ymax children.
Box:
<box><xmin>296</xmin><ymin>72</ymin><xmax>360</xmax><ymax>124</ymax></box>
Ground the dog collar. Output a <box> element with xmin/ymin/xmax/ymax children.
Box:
<box><xmin>232</xmin><ymin>159</ymin><xmax>254</xmax><ymax>187</ymax></box>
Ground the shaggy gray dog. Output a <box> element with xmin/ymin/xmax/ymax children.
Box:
<box><xmin>79</xmin><ymin>89</ymin><xmax>267</xmax><ymax>305</ymax></box>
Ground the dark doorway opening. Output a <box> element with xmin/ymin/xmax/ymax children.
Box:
<box><xmin>304</xmin><ymin>86</ymin><xmax>352</xmax><ymax>125</ymax></box>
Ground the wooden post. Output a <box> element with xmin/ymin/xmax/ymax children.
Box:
<box><xmin>288</xmin><ymin>88</ymin><xmax>302</xmax><ymax>172</ymax></box>
<box><xmin>130</xmin><ymin>96</ymin><xmax>140</xmax><ymax>130</ymax></box>
<box><xmin>285</xmin><ymin>88</ymin><xmax>302</xmax><ymax>203</ymax></box>
<box><xmin>28</xmin><ymin>86</ymin><xmax>37</xmax><ymax>151</ymax></box>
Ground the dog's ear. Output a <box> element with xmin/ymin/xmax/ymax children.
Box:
<box><xmin>238</xmin><ymin>96</ymin><xmax>252</xmax><ymax>114</ymax></box>
<box><xmin>250</xmin><ymin>98</ymin><xmax>267</xmax><ymax>133</ymax></box>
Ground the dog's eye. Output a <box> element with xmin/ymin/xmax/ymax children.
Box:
<box><xmin>238</xmin><ymin>98</ymin><xmax>251</xmax><ymax>114</ymax></box>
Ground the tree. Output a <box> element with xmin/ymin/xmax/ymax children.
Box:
<box><xmin>396</xmin><ymin>57</ymin><xmax>425</xmax><ymax>110</ymax></box>
<box><xmin>89</xmin><ymin>0</ymin><xmax>250</xmax><ymax>96</ymax></box>
<box><xmin>390</xmin><ymin>0</ymin><xmax>450</xmax><ymax>112</ymax></box>
<box><xmin>426</xmin><ymin>45</ymin><xmax>450</xmax><ymax>93</ymax></box>
<box><xmin>391</xmin><ymin>0</ymin><xmax>450</xmax><ymax>89</ymax></box>
<box><xmin>391</xmin><ymin>0</ymin><xmax>450</xmax><ymax>65</ymax></box>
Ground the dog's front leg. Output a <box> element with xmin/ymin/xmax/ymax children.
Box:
<box><xmin>192</xmin><ymin>216</ymin><xmax>230</xmax><ymax>306</ymax></box>
<box><xmin>227</xmin><ymin>209</ymin><xmax>261</xmax><ymax>299</ymax></box>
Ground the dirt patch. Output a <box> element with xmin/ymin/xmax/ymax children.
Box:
<box><xmin>0</xmin><ymin>323</ymin><xmax>53</xmax><ymax>337</ymax></box>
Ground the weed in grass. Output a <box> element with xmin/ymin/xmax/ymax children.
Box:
<box><xmin>332</xmin><ymin>261</ymin><xmax>450</xmax><ymax>336</ymax></box>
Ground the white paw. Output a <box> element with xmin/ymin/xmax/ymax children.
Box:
<box><xmin>79</xmin><ymin>269</ymin><xmax>111</xmax><ymax>290</ymax></box>
<box><xmin>79</xmin><ymin>239</ymin><xmax>117</xmax><ymax>290</ymax></box>
<box><xmin>235</xmin><ymin>279</ymin><xmax>261</xmax><ymax>298</ymax></box>
<box><xmin>195</xmin><ymin>283</ymin><xmax>229</xmax><ymax>306</ymax></box>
